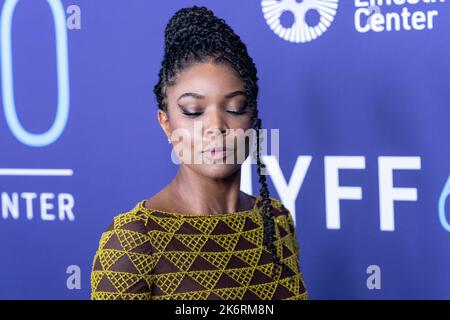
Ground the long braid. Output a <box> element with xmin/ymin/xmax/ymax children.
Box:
<box><xmin>251</xmin><ymin>106</ymin><xmax>283</xmax><ymax>278</ymax></box>
<box><xmin>154</xmin><ymin>5</ymin><xmax>283</xmax><ymax>276</ymax></box>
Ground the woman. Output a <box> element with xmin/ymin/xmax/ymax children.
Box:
<box><xmin>90</xmin><ymin>5</ymin><xmax>308</xmax><ymax>300</ymax></box>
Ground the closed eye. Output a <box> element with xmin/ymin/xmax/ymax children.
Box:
<box><xmin>182</xmin><ymin>111</ymin><xmax>202</xmax><ymax>117</ymax></box>
<box><xmin>227</xmin><ymin>109</ymin><xmax>248</xmax><ymax>115</ymax></box>
<box><xmin>178</xmin><ymin>104</ymin><xmax>202</xmax><ymax>117</ymax></box>
<box><xmin>227</xmin><ymin>103</ymin><xmax>249</xmax><ymax>115</ymax></box>
<box><xmin>179</xmin><ymin>105</ymin><xmax>248</xmax><ymax>117</ymax></box>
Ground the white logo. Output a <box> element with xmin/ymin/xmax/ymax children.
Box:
<box><xmin>261</xmin><ymin>0</ymin><xmax>339</xmax><ymax>43</ymax></box>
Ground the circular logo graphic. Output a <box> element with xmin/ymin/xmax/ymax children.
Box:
<box><xmin>261</xmin><ymin>0</ymin><xmax>339</xmax><ymax>43</ymax></box>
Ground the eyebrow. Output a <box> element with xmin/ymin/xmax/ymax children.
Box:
<box><xmin>224</xmin><ymin>90</ymin><xmax>247</xmax><ymax>99</ymax></box>
<box><xmin>176</xmin><ymin>90</ymin><xmax>247</xmax><ymax>102</ymax></box>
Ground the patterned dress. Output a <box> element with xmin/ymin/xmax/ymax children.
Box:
<box><xmin>90</xmin><ymin>195</ymin><xmax>308</xmax><ymax>300</ymax></box>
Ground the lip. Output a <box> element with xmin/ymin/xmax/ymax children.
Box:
<box><xmin>201</xmin><ymin>147</ymin><xmax>234</xmax><ymax>159</ymax></box>
<box><xmin>201</xmin><ymin>146</ymin><xmax>233</xmax><ymax>153</ymax></box>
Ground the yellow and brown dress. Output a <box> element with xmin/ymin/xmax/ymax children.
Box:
<box><xmin>90</xmin><ymin>195</ymin><xmax>308</xmax><ymax>300</ymax></box>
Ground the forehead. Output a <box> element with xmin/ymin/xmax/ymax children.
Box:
<box><xmin>166</xmin><ymin>62</ymin><xmax>245</xmax><ymax>99</ymax></box>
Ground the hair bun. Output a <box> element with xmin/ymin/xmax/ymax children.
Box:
<box><xmin>154</xmin><ymin>4</ymin><xmax>259</xmax><ymax>113</ymax></box>
<box><xmin>164</xmin><ymin>5</ymin><xmax>229</xmax><ymax>54</ymax></box>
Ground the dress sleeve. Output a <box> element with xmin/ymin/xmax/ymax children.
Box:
<box><xmin>285</xmin><ymin>208</ymin><xmax>301</xmax><ymax>264</ymax></box>
<box><xmin>283</xmin><ymin>204</ymin><xmax>309</xmax><ymax>298</ymax></box>
<box><xmin>271</xmin><ymin>198</ymin><xmax>309</xmax><ymax>296</ymax></box>
<box><xmin>90</xmin><ymin>212</ymin><xmax>154</xmax><ymax>300</ymax></box>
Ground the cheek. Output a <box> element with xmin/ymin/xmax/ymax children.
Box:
<box><xmin>227</xmin><ymin>114</ymin><xmax>253</xmax><ymax>134</ymax></box>
<box><xmin>169</xmin><ymin>119</ymin><xmax>203</xmax><ymax>164</ymax></box>
<box><xmin>225</xmin><ymin>118</ymin><xmax>253</xmax><ymax>164</ymax></box>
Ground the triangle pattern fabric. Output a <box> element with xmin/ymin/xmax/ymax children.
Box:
<box><xmin>91</xmin><ymin>196</ymin><xmax>309</xmax><ymax>300</ymax></box>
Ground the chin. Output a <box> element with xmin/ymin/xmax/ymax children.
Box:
<box><xmin>193</xmin><ymin>163</ymin><xmax>241</xmax><ymax>180</ymax></box>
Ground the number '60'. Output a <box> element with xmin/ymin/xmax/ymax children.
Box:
<box><xmin>1</xmin><ymin>0</ymin><xmax>69</xmax><ymax>147</ymax></box>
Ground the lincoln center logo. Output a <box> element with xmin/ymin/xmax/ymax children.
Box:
<box><xmin>261</xmin><ymin>0</ymin><xmax>339</xmax><ymax>43</ymax></box>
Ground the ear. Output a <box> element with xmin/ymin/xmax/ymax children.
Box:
<box><xmin>157</xmin><ymin>109</ymin><xmax>171</xmax><ymax>139</ymax></box>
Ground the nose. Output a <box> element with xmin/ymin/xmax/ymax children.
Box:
<box><xmin>205</xmin><ymin>108</ymin><xmax>229</xmax><ymax>137</ymax></box>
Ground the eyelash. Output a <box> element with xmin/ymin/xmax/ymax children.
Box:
<box><xmin>183</xmin><ymin>112</ymin><xmax>202</xmax><ymax>117</ymax></box>
<box><xmin>180</xmin><ymin>107</ymin><xmax>248</xmax><ymax>117</ymax></box>
<box><xmin>229</xmin><ymin>110</ymin><xmax>248</xmax><ymax>115</ymax></box>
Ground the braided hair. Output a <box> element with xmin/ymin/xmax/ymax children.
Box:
<box><xmin>153</xmin><ymin>5</ymin><xmax>282</xmax><ymax>277</ymax></box>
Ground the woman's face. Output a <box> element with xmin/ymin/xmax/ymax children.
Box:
<box><xmin>158</xmin><ymin>61</ymin><xmax>253</xmax><ymax>179</ymax></box>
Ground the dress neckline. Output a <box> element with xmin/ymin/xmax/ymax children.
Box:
<box><xmin>138</xmin><ymin>194</ymin><xmax>261</xmax><ymax>218</ymax></box>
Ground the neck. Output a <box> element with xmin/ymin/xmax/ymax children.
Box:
<box><xmin>168</xmin><ymin>165</ymin><xmax>252</xmax><ymax>215</ymax></box>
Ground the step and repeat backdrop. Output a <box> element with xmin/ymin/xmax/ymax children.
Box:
<box><xmin>0</xmin><ymin>0</ymin><xmax>449</xmax><ymax>299</ymax></box>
